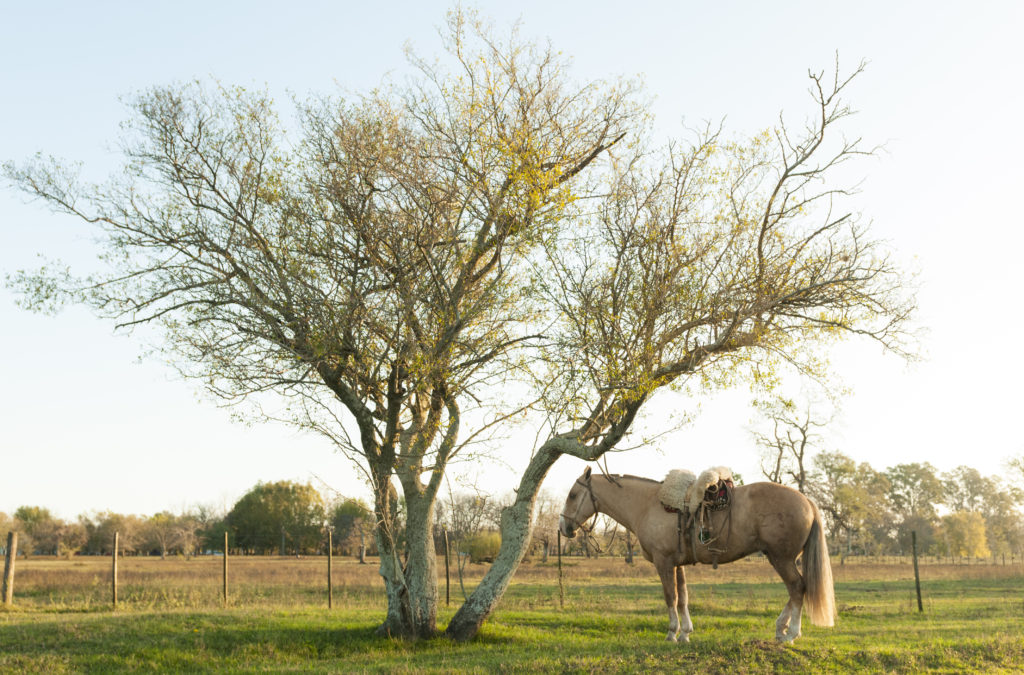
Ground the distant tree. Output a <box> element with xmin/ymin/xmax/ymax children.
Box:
<box><xmin>884</xmin><ymin>463</ymin><xmax>943</xmax><ymax>554</ymax></box>
<box><xmin>55</xmin><ymin>521</ymin><xmax>88</xmax><ymax>559</ymax></box>
<box><xmin>527</xmin><ymin>492</ymin><xmax>561</xmax><ymax>561</ymax></box>
<box><xmin>190</xmin><ymin>503</ymin><xmax>228</xmax><ymax>552</ymax></box>
<box><xmin>14</xmin><ymin>506</ymin><xmax>60</xmax><ymax>555</ymax></box>
<box><xmin>942</xmin><ymin>466</ymin><xmax>991</xmax><ymax>513</ymax></box>
<box><xmin>329</xmin><ymin>498</ymin><xmax>373</xmax><ymax>558</ymax></box>
<box><xmin>808</xmin><ymin>451</ymin><xmax>892</xmax><ymax>555</ymax></box>
<box><xmin>939</xmin><ymin>511</ymin><xmax>990</xmax><ymax>558</ymax></box>
<box><xmin>226</xmin><ymin>481</ymin><xmax>326</xmax><ymax>554</ymax></box>
<box><xmin>173</xmin><ymin>513</ymin><xmax>203</xmax><ymax>558</ymax></box>
<box><xmin>143</xmin><ymin>511</ymin><xmax>198</xmax><ymax>559</ymax></box>
<box><xmin>886</xmin><ymin>463</ymin><xmax>942</xmax><ymax>520</ymax></box>
<box><xmin>1008</xmin><ymin>456</ymin><xmax>1024</xmax><ymax>486</ymax></box>
<box><xmin>0</xmin><ymin>512</ymin><xmax>30</xmax><ymax>556</ymax></box>
<box><xmin>82</xmin><ymin>512</ymin><xmax>146</xmax><ymax>555</ymax></box>
<box><xmin>953</xmin><ymin>471</ymin><xmax>1024</xmax><ymax>558</ymax></box>
<box><xmin>752</xmin><ymin>397</ymin><xmax>833</xmax><ymax>492</ymax></box>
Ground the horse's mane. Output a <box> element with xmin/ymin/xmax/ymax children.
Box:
<box><xmin>597</xmin><ymin>473</ymin><xmax>662</xmax><ymax>485</ymax></box>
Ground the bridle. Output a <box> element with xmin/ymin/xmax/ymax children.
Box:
<box><xmin>561</xmin><ymin>475</ymin><xmax>600</xmax><ymax>534</ymax></box>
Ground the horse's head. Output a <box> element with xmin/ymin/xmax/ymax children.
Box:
<box><xmin>559</xmin><ymin>466</ymin><xmax>598</xmax><ymax>538</ymax></box>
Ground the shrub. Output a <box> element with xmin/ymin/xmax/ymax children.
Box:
<box><xmin>464</xmin><ymin>532</ymin><xmax>501</xmax><ymax>563</ymax></box>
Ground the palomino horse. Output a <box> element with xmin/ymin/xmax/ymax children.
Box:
<box><xmin>559</xmin><ymin>467</ymin><xmax>835</xmax><ymax>642</ymax></box>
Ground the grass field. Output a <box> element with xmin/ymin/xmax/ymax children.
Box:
<box><xmin>2</xmin><ymin>554</ymin><xmax>1023</xmax><ymax>673</ymax></box>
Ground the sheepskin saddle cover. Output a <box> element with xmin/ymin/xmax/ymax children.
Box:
<box><xmin>659</xmin><ymin>466</ymin><xmax>734</xmax><ymax>513</ymax></box>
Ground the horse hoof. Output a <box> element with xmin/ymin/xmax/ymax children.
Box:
<box><xmin>666</xmin><ymin>634</ymin><xmax>678</xmax><ymax>643</ymax></box>
<box><xmin>681</xmin><ymin>634</ymin><xmax>690</xmax><ymax>643</ymax></box>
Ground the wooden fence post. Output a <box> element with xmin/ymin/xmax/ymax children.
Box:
<box><xmin>443</xmin><ymin>528</ymin><xmax>451</xmax><ymax>607</ymax></box>
<box><xmin>223</xmin><ymin>531</ymin><xmax>229</xmax><ymax>607</ymax></box>
<box><xmin>2</xmin><ymin>531</ymin><xmax>17</xmax><ymax>606</ymax></box>
<box><xmin>327</xmin><ymin>529</ymin><xmax>333</xmax><ymax>610</ymax></box>
<box><xmin>112</xmin><ymin>531</ymin><xmax>119</xmax><ymax>610</ymax></box>
<box><xmin>557</xmin><ymin>530</ymin><xmax>564</xmax><ymax>610</ymax></box>
<box><xmin>911</xmin><ymin>530</ymin><xmax>923</xmax><ymax>613</ymax></box>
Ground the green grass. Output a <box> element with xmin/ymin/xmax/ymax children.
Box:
<box><xmin>2</xmin><ymin>558</ymin><xmax>1023</xmax><ymax>673</ymax></box>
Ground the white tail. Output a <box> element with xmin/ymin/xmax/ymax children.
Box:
<box><xmin>802</xmin><ymin>500</ymin><xmax>836</xmax><ymax>627</ymax></box>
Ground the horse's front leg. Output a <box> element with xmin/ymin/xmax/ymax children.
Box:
<box><xmin>654</xmin><ymin>558</ymin><xmax>680</xmax><ymax>642</ymax></box>
<box><xmin>675</xmin><ymin>566</ymin><xmax>693</xmax><ymax>642</ymax></box>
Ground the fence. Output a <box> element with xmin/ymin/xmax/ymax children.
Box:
<box><xmin>4</xmin><ymin>527</ymin><xmax>1024</xmax><ymax>611</ymax></box>
<box><xmin>1</xmin><ymin>528</ymin><xmax>456</xmax><ymax>610</ymax></box>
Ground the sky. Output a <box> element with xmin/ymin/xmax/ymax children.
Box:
<box><xmin>2</xmin><ymin>1</ymin><xmax>1023</xmax><ymax>520</ymax></box>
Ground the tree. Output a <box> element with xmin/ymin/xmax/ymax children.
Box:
<box><xmin>885</xmin><ymin>463</ymin><xmax>942</xmax><ymax>554</ymax></box>
<box><xmin>527</xmin><ymin>492</ymin><xmax>562</xmax><ymax>562</ymax></box>
<box><xmin>14</xmin><ymin>506</ymin><xmax>59</xmax><ymax>555</ymax></box>
<box><xmin>942</xmin><ymin>466</ymin><xmax>991</xmax><ymax>513</ymax></box>
<box><xmin>5</xmin><ymin>12</ymin><xmax>638</xmax><ymax>638</ymax></box>
<box><xmin>329</xmin><ymin>498</ymin><xmax>373</xmax><ymax>558</ymax></box>
<box><xmin>142</xmin><ymin>511</ymin><xmax>201</xmax><ymax>559</ymax></box>
<box><xmin>938</xmin><ymin>511</ymin><xmax>990</xmax><ymax>559</ymax></box>
<box><xmin>445</xmin><ymin>62</ymin><xmax>914</xmax><ymax>638</ymax></box>
<box><xmin>226</xmin><ymin>481</ymin><xmax>326</xmax><ymax>554</ymax></box>
<box><xmin>752</xmin><ymin>397</ymin><xmax>833</xmax><ymax>492</ymax></box>
<box><xmin>807</xmin><ymin>450</ymin><xmax>892</xmax><ymax>555</ymax></box>
<box><xmin>4</xmin><ymin>11</ymin><xmax>913</xmax><ymax>640</ymax></box>
<box><xmin>81</xmin><ymin>512</ymin><xmax>145</xmax><ymax>555</ymax></box>
<box><xmin>943</xmin><ymin>466</ymin><xmax>1023</xmax><ymax>557</ymax></box>
<box><xmin>886</xmin><ymin>463</ymin><xmax>942</xmax><ymax>521</ymax></box>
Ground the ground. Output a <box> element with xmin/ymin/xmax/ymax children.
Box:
<box><xmin>1</xmin><ymin>554</ymin><xmax>1022</xmax><ymax>672</ymax></box>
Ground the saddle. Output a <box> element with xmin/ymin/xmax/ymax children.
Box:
<box><xmin>658</xmin><ymin>466</ymin><xmax>735</xmax><ymax>568</ymax></box>
<box><xmin>658</xmin><ymin>466</ymin><xmax>734</xmax><ymax>513</ymax></box>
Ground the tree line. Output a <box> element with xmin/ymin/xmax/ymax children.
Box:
<box><xmin>9</xmin><ymin>452</ymin><xmax>1022</xmax><ymax>566</ymax></box>
<box><xmin>0</xmin><ymin>481</ymin><xmax>370</xmax><ymax>560</ymax></box>
<box><xmin>0</xmin><ymin>479</ymin><xmax>556</xmax><ymax>564</ymax></box>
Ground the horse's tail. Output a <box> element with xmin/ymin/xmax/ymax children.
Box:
<box><xmin>802</xmin><ymin>499</ymin><xmax>836</xmax><ymax>627</ymax></box>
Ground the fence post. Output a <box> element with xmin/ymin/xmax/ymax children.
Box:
<box><xmin>911</xmin><ymin>530</ymin><xmax>923</xmax><ymax>613</ymax></box>
<box><xmin>327</xmin><ymin>529</ymin><xmax>333</xmax><ymax>610</ymax></box>
<box><xmin>223</xmin><ymin>531</ymin><xmax>229</xmax><ymax>607</ymax></box>
<box><xmin>112</xmin><ymin>531</ymin><xmax>119</xmax><ymax>610</ymax></box>
<box><xmin>557</xmin><ymin>530</ymin><xmax>564</xmax><ymax>610</ymax></box>
<box><xmin>2</xmin><ymin>531</ymin><xmax>17</xmax><ymax>606</ymax></box>
<box><xmin>443</xmin><ymin>528</ymin><xmax>450</xmax><ymax>607</ymax></box>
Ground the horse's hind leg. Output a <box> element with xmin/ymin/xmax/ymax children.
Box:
<box><xmin>675</xmin><ymin>567</ymin><xmax>693</xmax><ymax>642</ymax></box>
<box><xmin>655</xmin><ymin>558</ymin><xmax>681</xmax><ymax>642</ymax></box>
<box><xmin>769</xmin><ymin>555</ymin><xmax>805</xmax><ymax>642</ymax></box>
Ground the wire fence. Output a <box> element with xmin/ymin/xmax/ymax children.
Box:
<box><xmin>4</xmin><ymin>528</ymin><xmax>1024</xmax><ymax>613</ymax></box>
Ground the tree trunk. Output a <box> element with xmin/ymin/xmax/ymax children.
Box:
<box><xmin>372</xmin><ymin>479</ymin><xmax>440</xmax><ymax>639</ymax></box>
<box><xmin>446</xmin><ymin>445</ymin><xmax>558</xmax><ymax>641</ymax></box>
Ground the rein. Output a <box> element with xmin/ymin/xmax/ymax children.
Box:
<box><xmin>561</xmin><ymin>475</ymin><xmax>600</xmax><ymax>534</ymax></box>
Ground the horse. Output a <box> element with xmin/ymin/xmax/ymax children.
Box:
<box><xmin>559</xmin><ymin>466</ymin><xmax>836</xmax><ymax>643</ymax></box>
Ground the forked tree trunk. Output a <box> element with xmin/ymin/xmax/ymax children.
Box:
<box><xmin>373</xmin><ymin>483</ymin><xmax>440</xmax><ymax>639</ymax></box>
<box><xmin>446</xmin><ymin>445</ymin><xmax>559</xmax><ymax>641</ymax></box>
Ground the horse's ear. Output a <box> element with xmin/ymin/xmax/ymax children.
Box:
<box><xmin>583</xmin><ymin>466</ymin><xmax>592</xmax><ymax>480</ymax></box>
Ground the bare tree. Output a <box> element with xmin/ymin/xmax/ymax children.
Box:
<box><xmin>752</xmin><ymin>397</ymin><xmax>834</xmax><ymax>491</ymax></box>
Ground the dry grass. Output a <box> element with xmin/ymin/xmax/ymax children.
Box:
<box><xmin>7</xmin><ymin>553</ymin><xmax>1023</xmax><ymax>613</ymax></box>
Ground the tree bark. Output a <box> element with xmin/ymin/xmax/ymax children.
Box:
<box><xmin>372</xmin><ymin>477</ymin><xmax>441</xmax><ymax>639</ymax></box>
<box><xmin>446</xmin><ymin>444</ymin><xmax>559</xmax><ymax>640</ymax></box>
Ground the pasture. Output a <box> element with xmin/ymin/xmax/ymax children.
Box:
<box><xmin>1</xmin><ymin>555</ymin><xmax>1022</xmax><ymax>673</ymax></box>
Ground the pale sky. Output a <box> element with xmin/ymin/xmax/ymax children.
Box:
<box><xmin>2</xmin><ymin>1</ymin><xmax>1023</xmax><ymax>520</ymax></box>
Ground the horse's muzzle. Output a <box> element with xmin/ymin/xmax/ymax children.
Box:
<box><xmin>558</xmin><ymin>516</ymin><xmax>576</xmax><ymax>538</ymax></box>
